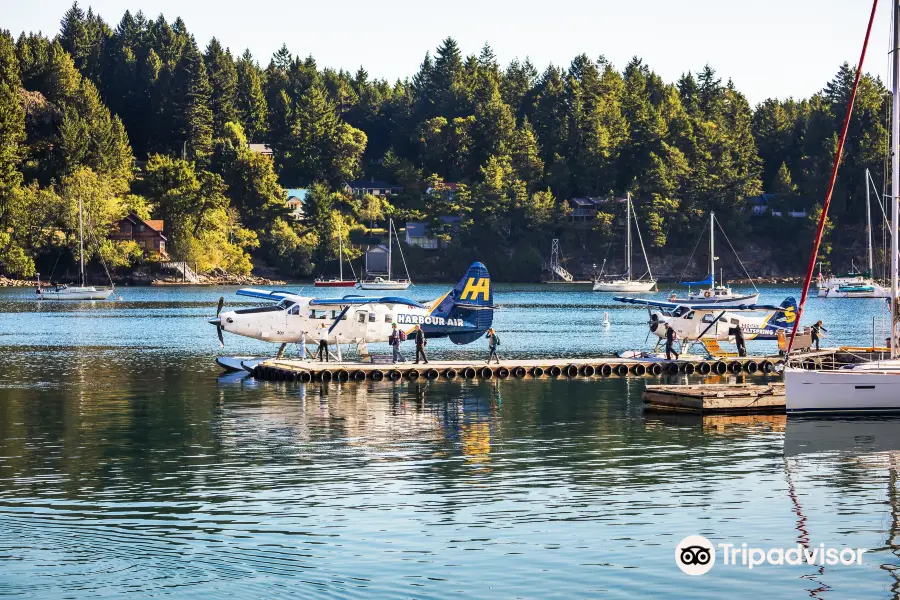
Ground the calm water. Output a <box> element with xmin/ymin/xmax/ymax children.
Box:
<box><xmin>1</xmin><ymin>284</ymin><xmax>899</xmax><ymax>598</ymax></box>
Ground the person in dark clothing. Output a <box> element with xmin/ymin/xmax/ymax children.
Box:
<box><xmin>413</xmin><ymin>324</ymin><xmax>429</xmax><ymax>364</ymax></box>
<box><xmin>811</xmin><ymin>320</ymin><xmax>828</xmax><ymax>351</ymax></box>
<box><xmin>388</xmin><ymin>323</ymin><xmax>404</xmax><ymax>363</ymax></box>
<box><xmin>316</xmin><ymin>338</ymin><xmax>330</xmax><ymax>362</ymax></box>
<box><xmin>665</xmin><ymin>325</ymin><xmax>679</xmax><ymax>360</ymax></box>
<box><xmin>485</xmin><ymin>328</ymin><xmax>501</xmax><ymax>364</ymax></box>
<box><xmin>729</xmin><ymin>326</ymin><xmax>747</xmax><ymax>357</ymax></box>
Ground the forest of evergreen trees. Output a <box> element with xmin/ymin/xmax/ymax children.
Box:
<box><xmin>0</xmin><ymin>3</ymin><xmax>891</xmax><ymax>281</ymax></box>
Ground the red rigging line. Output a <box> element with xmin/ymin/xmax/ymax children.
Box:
<box><xmin>787</xmin><ymin>0</ymin><xmax>881</xmax><ymax>355</ymax></box>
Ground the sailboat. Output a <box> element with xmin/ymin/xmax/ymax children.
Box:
<box><xmin>359</xmin><ymin>218</ymin><xmax>411</xmax><ymax>290</ymax></box>
<box><xmin>314</xmin><ymin>217</ymin><xmax>357</xmax><ymax>288</ymax></box>
<box><xmin>784</xmin><ymin>0</ymin><xmax>900</xmax><ymax>414</ymax></box>
<box><xmin>668</xmin><ymin>212</ymin><xmax>760</xmax><ymax>306</ymax></box>
<box><xmin>36</xmin><ymin>195</ymin><xmax>114</xmax><ymax>301</ymax></box>
<box><xmin>592</xmin><ymin>193</ymin><xmax>657</xmax><ymax>292</ymax></box>
<box><xmin>817</xmin><ymin>169</ymin><xmax>889</xmax><ymax>298</ymax></box>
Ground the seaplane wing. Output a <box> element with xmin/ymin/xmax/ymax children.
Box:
<box><xmin>236</xmin><ymin>288</ymin><xmax>303</xmax><ymax>302</ymax></box>
<box><xmin>614</xmin><ymin>296</ymin><xmax>784</xmax><ymax>311</ymax></box>
<box><xmin>309</xmin><ymin>296</ymin><xmax>428</xmax><ymax>309</ymax></box>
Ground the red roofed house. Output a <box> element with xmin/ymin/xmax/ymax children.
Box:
<box><xmin>110</xmin><ymin>213</ymin><xmax>168</xmax><ymax>257</ymax></box>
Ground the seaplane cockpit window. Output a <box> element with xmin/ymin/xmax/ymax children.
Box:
<box><xmin>276</xmin><ymin>299</ymin><xmax>295</xmax><ymax>310</ymax></box>
<box><xmin>287</xmin><ymin>304</ymin><xmax>300</xmax><ymax>316</ymax></box>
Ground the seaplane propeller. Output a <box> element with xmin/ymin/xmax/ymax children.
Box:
<box><xmin>211</xmin><ymin>296</ymin><xmax>225</xmax><ymax>347</ymax></box>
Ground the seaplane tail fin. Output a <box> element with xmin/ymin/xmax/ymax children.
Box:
<box><xmin>432</xmin><ymin>262</ymin><xmax>494</xmax><ymax>345</ymax></box>
<box><xmin>771</xmin><ymin>296</ymin><xmax>798</xmax><ymax>329</ymax></box>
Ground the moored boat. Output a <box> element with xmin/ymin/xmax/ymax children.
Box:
<box><xmin>359</xmin><ymin>219</ymin><xmax>411</xmax><ymax>290</ymax></box>
<box><xmin>592</xmin><ymin>193</ymin><xmax>656</xmax><ymax>292</ymax></box>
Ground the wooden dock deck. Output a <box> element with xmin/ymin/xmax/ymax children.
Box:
<box><xmin>249</xmin><ymin>354</ymin><xmax>785</xmax><ymax>383</ymax></box>
<box><xmin>642</xmin><ymin>383</ymin><xmax>785</xmax><ymax>414</ymax></box>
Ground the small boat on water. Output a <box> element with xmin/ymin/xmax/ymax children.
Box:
<box><xmin>36</xmin><ymin>195</ymin><xmax>114</xmax><ymax>301</ymax></box>
<box><xmin>784</xmin><ymin>1</ymin><xmax>900</xmax><ymax>414</ymax></box>
<box><xmin>314</xmin><ymin>217</ymin><xmax>357</xmax><ymax>288</ymax></box>
<box><xmin>666</xmin><ymin>212</ymin><xmax>759</xmax><ymax>307</ymax></box>
<box><xmin>593</xmin><ymin>193</ymin><xmax>656</xmax><ymax>292</ymax></box>
<box><xmin>817</xmin><ymin>169</ymin><xmax>889</xmax><ymax>299</ymax></box>
<box><xmin>359</xmin><ymin>219</ymin><xmax>411</xmax><ymax>290</ymax></box>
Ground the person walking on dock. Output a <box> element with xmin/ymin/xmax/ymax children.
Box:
<box><xmin>811</xmin><ymin>320</ymin><xmax>828</xmax><ymax>351</ymax></box>
<box><xmin>486</xmin><ymin>328</ymin><xmax>501</xmax><ymax>364</ymax></box>
<box><xmin>413</xmin><ymin>324</ymin><xmax>429</xmax><ymax>364</ymax></box>
<box><xmin>665</xmin><ymin>324</ymin><xmax>679</xmax><ymax>361</ymax></box>
<box><xmin>729</xmin><ymin>326</ymin><xmax>747</xmax><ymax>357</ymax></box>
<box><xmin>389</xmin><ymin>323</ymin><xmax>405</xmax><ymax>363</ymax></box>
<box><xmin>316</xmin><ymin>338</ymin><xmax>330</xmax><ymax>362</ymax></box>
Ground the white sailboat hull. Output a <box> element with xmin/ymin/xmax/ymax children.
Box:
<box><xmin>592</xmin><ymin>280</ymin><xmax>656</xmax><ymax>292</ymax></box>
<box><xmin>817</xmin><ymin>284</ymin><xmax>889</xmax><ymax>298</ymax></box>
<box><xmin>784</xmin><ymin>365</ymin><xmax>900</xmax><ymax>414</ymax></box>
<box><xmin>38</xmin><ymin>287</ymin><xmax>114</xmax><ymax>301</ymax></box>
<box><xmin>358</xmin><ymin>281</ymin><xmax>411</xmax><ymax>290</ymax></box>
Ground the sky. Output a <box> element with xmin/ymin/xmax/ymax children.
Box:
<box><xmin>5</xmin><ymin>0</ymin><xmax>895</xmax><ymax>105</ymax></box>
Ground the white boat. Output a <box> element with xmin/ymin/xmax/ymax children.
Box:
<box><xmin>817</xmin><ymin>171</ymin><xmax>889</xmax><ymax>298</ymax></box>
<box><xmin>667</xmin><ymin>212</ymin><xmax>759</xmax><ymax>306</ymax></box>
<box><xmin>314</xmin><ymin>217</ymin><xmax>357</xmax><ymax>288</ymax></box>
<box><xmin>37</xmin><ymin>285</ymin><xmax>114</xmax><ymax>301</ymax></box>
<box><xmin>359</xmin><ymin>219</ymin><xmax>411</xmax><ymax>290</ymax></box>
<box><xmin>36</xmin><ymin>194</ymin><xmax>114</xmax><ymax>301</ymax></box>
<box><xmin>785</xmin><ymin>2</ymin><xmax>900</xmax><ymax>414</ymax></box>
<box><xmin>593</xmin><ymin>193</ymin><xmax>657</xmax><ymax>292</ymax></box>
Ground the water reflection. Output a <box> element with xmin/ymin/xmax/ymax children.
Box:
<box><xmin>0</xmin><ymin>320</ymin><xmax>900</xmax><ymax>596</ymax></box>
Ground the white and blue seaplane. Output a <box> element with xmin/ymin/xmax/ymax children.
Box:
<box><xmin>211</xmin><ymin>262</ymin><xmax>495</xmax><ymax>372</ymax></box>
<box><xmin>614</xmin><ymin>295</ymin><xmax>799</xmax><ymax>357</ymax></box>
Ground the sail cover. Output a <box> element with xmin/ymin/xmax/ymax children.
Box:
<box><xmin>680</xmin><ymin>275</ymin><xmax>713</xmax><ymax>286</ymax></box>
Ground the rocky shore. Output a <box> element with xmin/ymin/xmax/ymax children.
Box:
<box><xmin>0</xmin><ymin>276</ymin><xmax>33</xmax><ymax>287</ymax></box>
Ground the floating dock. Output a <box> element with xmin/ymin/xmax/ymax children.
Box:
<box><xmin>642</xmin><ymin>383</ymin><xmax>785</xmax><ymax>414</ymax></box>
<box><xmin>248</xmin><ymin>354</ymin><xmax>785</xmax><ymax>382</ymax></box>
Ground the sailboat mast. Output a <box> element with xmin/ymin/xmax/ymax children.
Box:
<box><xmin>338</xmin><ymin>217</ymin><xmax>343</xmax><ymax>281</ymax></box>
<box><xmin>892</xmin><ymin>0</ymin><xmax>900</xmax><ymax>359</ymax></box>
<box><xmin>78</xmin><ymin>195</ymin><xmax>84</xmax><ymax>287</ymax></box>
<box><xmin>710</xmin><ymin>212</ymin><xmax>715</xmax><ymax>288</ymax></box>
<box><xmin>387</xmin><ymin>219</ymin><xmax>393</xmax><ymax>280</ymax></box>
<box><xmin>866</xmin><ymin>168</ymin><xmax>874</xmax><ymax>276</ymax></box>
<box><xmin>626</xmin><ymin>193</ymin><xmax>632</xmax><ymax>281</ymax></box>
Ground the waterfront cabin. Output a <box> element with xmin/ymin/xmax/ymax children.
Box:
<box><xmin>285</xmin><ymin>188</ymin><xmax>309</xmax><ymax>221</ymax></box>
<box><xmin>110</xmin><ymin>213</ymin><xmax>168</xmax><ymax>257</ymax></box>
<box><xmin>346</xmin><ymin>178</ymin><xmax>404</xmax><ymax>196</ymax></box>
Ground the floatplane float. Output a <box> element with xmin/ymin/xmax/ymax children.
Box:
<box><xmin>212</xmin><ymin>262</ymin><xmax>495</xmax><ymax>372</ymax></box>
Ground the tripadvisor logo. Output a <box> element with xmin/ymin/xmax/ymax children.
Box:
<box><xmin>675</xmin><ymin>535</ymin><xmax>868</xmax><ymax>575</ymax></box>
<box><xmin>675</xmin><ymin>535</ymin><xmax>715</xmax><ymax>576</ymax></box>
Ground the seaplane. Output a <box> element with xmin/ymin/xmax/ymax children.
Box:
<box><xmin>210</xmin><ymin>262</ymin><xmax>495</xmax><ymax>370</ymax></box>
<box><xmin>614</xmin><ymin>295</ymin><xmax>798</xmax><ymax>355</ymax></box>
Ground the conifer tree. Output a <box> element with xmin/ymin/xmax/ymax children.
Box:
<box><xmin>235</xmin><ymin>50</ymin><xmax>268</xmax><ymax>142</ymax></box>
<box><xmin>204</xmin><ymin>38</ymin><xmax>238</xmax><ymax>136</ymax></box>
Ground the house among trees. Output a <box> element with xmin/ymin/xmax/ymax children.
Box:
<box><xmin>248</xmin><ymin>143</ymin><xmax>273</xmax><ymax>157</ymax></box>
<box><xmin>346</xmin><ymin>178</ymin><xmax>403</xmax><ymax>196</ymax></box>
<box><xmin>405</xmin><ymin>217</ymin><xmax>462</xmax><ymax>249</ymax></box>
<box><xmin>285</xmin><ymin>188</ymin><xmax>308</xmax><ymax>221</ymax></box>
<box><xmin>747</xmin><ymin>194</ymin><xmax>807</xmax><ymax>218</ymax></box>
<box><xmin>110</xmin><ymin>213</ymin><xmax>168</xmax><ymax>257</ymax></box>
<box><xmin>569</xmin><ymin>198</ymin><xmax>605</xmax><ymax>221</ymax></box>
<box><xmin>425</xmin><ymin>182</ymin><xmax>459</xmax><ymax>200</ymax></box>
